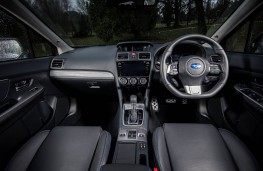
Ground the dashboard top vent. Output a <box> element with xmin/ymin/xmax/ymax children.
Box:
<box><xmin>117</xmin><ymin>53</ymin><xmax>129</xmax><ymax>60</ymax></box>
<box><xmin>210</xmin><ymin>55</ymin><xmax>222</xmax><ymax>63</ymax></box>
<box><xmin>139</xmin><ymin>52</ymin><xmax>151</xmax><ymax>60</ymax></box>
<box><xmin>51</xmin><ymin>59</ymin><xmax>64</xmax><ymax>69</ymax></box>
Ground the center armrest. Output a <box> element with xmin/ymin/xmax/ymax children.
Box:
<box><xmin>101</xmin><ymin>164</ymin><xmax>151</xmax><ymax>171</ymax></box>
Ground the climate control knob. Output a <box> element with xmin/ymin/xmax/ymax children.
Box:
<box><xmin>119</xmin><ymin>77</ymin><xmax>128</xmax><ymax>85</ymax></box>
<box><xmin>139</xmin><ymin>78</ymin><xmax>147</xmax><ymax>85</ymax></box>
<box><xmin>130</xmin><ymin>78</ymin><xmax>137</xmax><ymax>85</ymax></box>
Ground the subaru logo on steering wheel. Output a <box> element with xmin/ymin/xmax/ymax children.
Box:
<box><xmin>191</xmin><ymin>63</ymin><xmax>202</xmax><ymax>69</ymax></box>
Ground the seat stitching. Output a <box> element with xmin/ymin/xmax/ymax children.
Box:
<box><xmin>152</xmin><ymin>128</ymin><xmax>161</xmax><ymax>170</ymax></box>
<box><xmin>163</xmin><ymin>125</ymin><xmax>174</xmax><ymax>171</ymax></box>
<box><xmin>98</xmin><ymin>131</ymin><xmax>109</xmax><ymax>170</ymax></box>
<box><xmin>88</xmin><ymin>128</ymin><xmax>103</xmax><ymax>171</ymax></box>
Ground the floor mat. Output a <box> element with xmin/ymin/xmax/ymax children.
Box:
<box><xmin>152</xmin><ymin>101</ymin><xmax>197</xmax><ymax>124</ymax></box>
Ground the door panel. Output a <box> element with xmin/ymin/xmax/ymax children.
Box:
<box><xmin>208</xmin><ymin>52</ymin><xmax>263</xmax><ymax>167</ymax></box>
<box><xmin>0</xmin><ymin>57</ymin><xmax>70</xmax><ymax>169</ymax></box>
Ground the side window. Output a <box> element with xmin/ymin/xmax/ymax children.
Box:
<box><xmin>0</xmin><ymin>9</ymin><xmax>57</xmax><ymax>62</ymax></box>
<box><xmin>0</xmin><ymin>10</ymin><xmax>33</xmax><ymax>61</ymax></box>
<box><xmin>225</xmin><ymin>22</ymin><xmax>249</xmax><ymax>53</ymax></box>
<box><xmin>248</xmin><ymin>11</ymin><xmax>263</xmax><ymax>54</ymax></box>
<box><xmin>29</xmin><ymin>30</ymin><xmax>56</xmax><ymax>58</ymax></box>
<box><xmin>224</xmin><ymin>6</ymin><xmax>263</xmax><ymax>55</ymax></box>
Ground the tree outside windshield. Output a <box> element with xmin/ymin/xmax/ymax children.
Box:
<box><xmin>22</xmin><ymin>0</ymin><xmax>244</xmax><ymax>47</ymax></box>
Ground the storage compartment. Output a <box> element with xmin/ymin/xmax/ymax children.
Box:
<box><xmin>101</xmin><ymin>164</ymin><xmax>150</xmax><ymax>171</ymax></box>
<box><xmin>52</xmin><ymin>78</ymin><xmax>118</xmax><ymax>99</ymax></box>
<box><xmin>0</xmin><ymin>100</ymin><xmax>53</xmax><ymax>169</ymax></box>
<box><xmin>113</xmin><ymin>142</ymin><xmax>149</xmax><ymax>166</ymax></box>
<box><xmin>22</xmin><ymin>100</ymin><xmax>53</xmax><ymax>134</ymax></box>
<box><xmin>114</xmin><ymin>143</ymin><xmax>136</xmax><ymax>164</ymax></box>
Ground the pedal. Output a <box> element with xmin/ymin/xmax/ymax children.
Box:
<box><xmin>151</xmin><ymin>98</ymin><xmax>159</xmax><ymax>112</ymax></box>
<box><xmin>165</xmin><ymin>98</ymin><xmax>177</xmax><ymax>104</ymax></box>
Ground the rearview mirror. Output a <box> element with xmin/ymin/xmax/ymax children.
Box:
<box><xmin>107</xmin><ymin>0</ymin><xmax>156</xmax><ymax>6</ymax></box>
<box><xmin>0</xmin><ymin>39</ymin><xmax>22</xmax><ymax>61</ymax></box>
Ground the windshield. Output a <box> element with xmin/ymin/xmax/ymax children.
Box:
<box><xmin>21</xmin><ymin>0</ymin><xmax>244</xmax><ymax>47</ymax></box>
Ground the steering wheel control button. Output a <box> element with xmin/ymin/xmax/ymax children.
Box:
<box><xmin>167</xmin><ymin>62</ymin><xmax>178</xmax><ymax>75</ymax></box>
<box><xmin>130</xmin><ymin>78</ymin><xmax>138</xmax><ymax>85</ymax></box>
<box><xmin>186</xmin><ymin>58</ymin><xmax>205</xmax><ymax>76</ymax></box>
<box><xmin>210</xmin><ymin>64</ymin><xmax>221</xmax><ymax>75</ymax></box>
<box><xmin>119</xmin><ymin>77</ymin><xmax>128</xmax><ymax>85</ymax></box>
<box><xmin>139</xmin><ymin>78</ymin><xmax>147</xmax><ymax>85</ymax></box>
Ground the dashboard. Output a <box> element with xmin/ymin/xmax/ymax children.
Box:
<box><xmin>49</xmin><ymin>40</ymin><xmax>219</xmax><ymax>97</ymax></box>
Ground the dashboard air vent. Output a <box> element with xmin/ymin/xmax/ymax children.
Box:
<box><xmin>210</xmin><ymin>55</ymin><xmax>222</xmax><ymax>63</ymax></box>
<box><xmin>51</xmin><ymin>59</ymin><xmax>64</xmax><ymax>69</ymax></box>
<box><xmin>117</xmin><ymin>53</ymin><xmax>129</xmax><ymax>60</ymax></box>
<box><xmin>139</xmin><ymin>53</ymin><xmax>151</xmax><ymax>60</ymax></box>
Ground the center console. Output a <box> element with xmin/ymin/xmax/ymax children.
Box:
<box><xmin>113</xmin><ymin>42</ymin><xmax>152</xmax><ymax>167</ymax></box>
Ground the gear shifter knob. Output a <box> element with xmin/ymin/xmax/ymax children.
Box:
<box><xmin>129</xmin><ymin>95</ymin><xmax>138</xmax><ymax>124</ymax></box>
<box><xmin>130</xmin><ymin>95</ymin><xmax>137</xmax><ymax>103</ymax></box>
<box><xmin>130</xmin><ymin>109</ymin><xmax>138</xmax><ymax>123</ymax></box>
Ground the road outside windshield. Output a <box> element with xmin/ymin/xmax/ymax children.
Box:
<box><xmin>22</xmin><ymin>0</ymin><xmax>244</xmax><ymax>47</ymax></box>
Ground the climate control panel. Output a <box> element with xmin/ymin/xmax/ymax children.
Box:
<box><xmin>119</xmin><ymin>77</ymin><xmax>148</xmax><ymax>86</ymax></box>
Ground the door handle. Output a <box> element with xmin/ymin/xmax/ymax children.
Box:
<box><xmin>15</xmin><ymin>78</ymin><xmax>33</xmax><ymax>91</ymax></box>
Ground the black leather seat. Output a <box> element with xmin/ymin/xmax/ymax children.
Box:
<box><xmin>153</xmin><ymin>124</ymin><xmax>261</xmax><ymax>171</ymax></box>
<box><xmin>5</xmin><ymin>126</ymin><xmax>111</xmax><ymax>171</ymax></box>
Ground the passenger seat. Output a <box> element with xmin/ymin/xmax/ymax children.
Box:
<box><xmin>5</xmin><ymin>126</ymin><xmax>111</xmax><ymax>171</ymax></box>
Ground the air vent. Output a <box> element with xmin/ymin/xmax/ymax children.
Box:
<box><xmin>210</xmin><ymin>55</ymin><xmax>222</xmax><ymax>63</ymax></box>
<box><xmin>139</xmin><ymin>52</ymin><xmax>151</xmax><ymax>60</ymax></box>
<box><xmin>51</xmin><ymin>59</ymin><xmax>64</xmax><ymax>69</ymax></box>
<box><xmin>117</xmin><ymin>53</ymin><xmax>129</xmax><ymax>60</ymax></box>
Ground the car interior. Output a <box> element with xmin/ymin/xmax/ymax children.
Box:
<box><xmin>0</xmin><ymin>0</ymin><xmax>263</xmax><ymax>170</ymax></box>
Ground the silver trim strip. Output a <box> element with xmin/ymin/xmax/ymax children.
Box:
<box><xmin>50</xmin><ymin>70</ymin><xmax>114</xmax><ymax>80</ymax></box>
<box><xmin>123</xmin><ymin>103</ymin><xmax>144</xmax><ymax>127</ymax></box>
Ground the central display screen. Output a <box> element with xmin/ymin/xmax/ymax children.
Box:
<box><xmin>120</xmin><ymin>62</ymin><xmax>148</xmax><ymax>76</ymax></box>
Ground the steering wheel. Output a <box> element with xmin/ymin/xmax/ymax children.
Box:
<box><xmin>160</xmin><ymin>34</ymin><xmax>229</xmax><ymax>99</ymax></box>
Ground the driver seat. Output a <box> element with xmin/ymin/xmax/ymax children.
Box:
<box><xmin>153</xmin><ymin>124</ymin><xmax>260</xmax><ymax>171</ymax></box>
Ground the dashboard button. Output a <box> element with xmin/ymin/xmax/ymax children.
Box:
<box><xmin>140</xmin><ymin>78</ymin><xmax>147</xmax><ymax>85</ymax></box>
<box><xmin>130</xmin><ymin>78</ymin><xmax>137</xmax><ymax>85</ymax></box>
<box><xmin>119</xmin><ymin>78</ymin><xmax>128</xmax><ymax>85</ymax></box>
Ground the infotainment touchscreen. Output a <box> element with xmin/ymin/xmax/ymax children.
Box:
<box><xmin>121</xmin><ymin>62</ymin><xmax>146</xmax><ymax>76</ymax></box>
<box><xmin>117</xmin><ymin>61</ymin><xmax>151</xmax><ymax>77</ymax></box>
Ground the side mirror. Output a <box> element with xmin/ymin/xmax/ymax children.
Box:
<box><xmin>249</xmin><ymin>33</ymin><xmax>263</xmax><ymax>54</ymax></box>
<box><xmin>0</xmin><ymin>39</ymin><xmax>23</xmax><ymax>61</ymax></box>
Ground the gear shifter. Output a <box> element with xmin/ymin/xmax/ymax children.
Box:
<box><xmin>129</xmin><ymin>95</ymin><xmax>138</xmax><ymax>123</ymax></box>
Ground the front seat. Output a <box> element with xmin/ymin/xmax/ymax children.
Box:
<box><xmin>153</xmin><ymin>124</ymin><xmax>261</xmax><ymax>171</ymax></box>
<box><xmin>5</xmin><ymin>126</ymin><xmax>111</xmax><ymax>171</ymax></box>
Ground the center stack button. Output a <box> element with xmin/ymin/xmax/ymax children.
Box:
<box><xmin>119</xmin><ymin>77</ymin><xmax>128</xmax><ymax>85</ymax></box>
<box><xmin>130</xmin><ymin>78</ymin><xmax>137</xmax><ymax>85</ymax></box>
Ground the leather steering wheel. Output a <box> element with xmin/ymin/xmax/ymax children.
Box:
<box><xmin>160</xmin><ymin>34</ymin><xmax>229</xmax><ymax>99</ymax></box>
